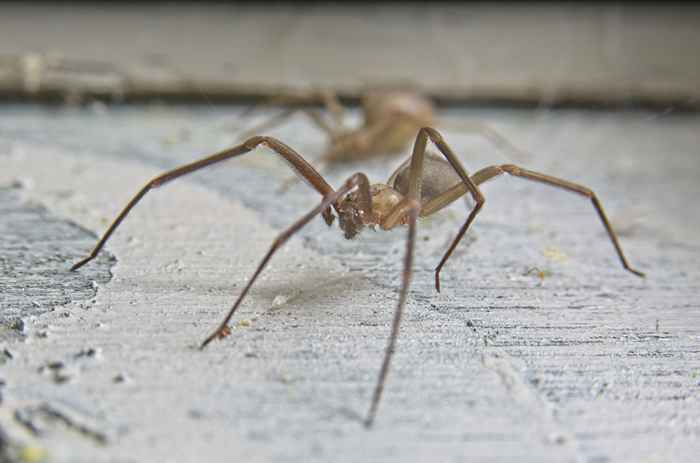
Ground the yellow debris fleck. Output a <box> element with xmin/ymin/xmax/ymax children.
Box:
<box><xmin>542</xmin><ymin>246</ymin><xmax>568</xmax><ymax>263</ymax></box>
<box><xmin>20</xmin><ymin>445</ymin><xmax>48</xmax><ymax>463</ymax></box>
<box><xmin>525</xmin><ymin>267</ymin><xmax>552</xmax><ymax>281</ymax></box>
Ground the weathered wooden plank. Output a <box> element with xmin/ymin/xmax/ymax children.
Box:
<box><xmin>0</xmin><ymin>4</ymin><xmax>699</xmax><ymax>107</ymax></box>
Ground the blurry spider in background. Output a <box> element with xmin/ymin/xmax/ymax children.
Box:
<box><xmin>71</xmin><ymin>127</ymin><xmax>644</xmax><ymax>427</ymax></box>
<box><xmin>231</xmin><ymin>86</ymin><xmax>532</xmax><ymax>189</ymax></box>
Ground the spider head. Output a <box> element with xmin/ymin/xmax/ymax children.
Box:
<box><xmin>337</xmin><ymin>192</ymin><xmax>367</xmax><ymax>239</ymax></box>
<box><xmin>336</xmin><ymin>183</ymin><xmax>404</xmax><ymax>239</ymax></box>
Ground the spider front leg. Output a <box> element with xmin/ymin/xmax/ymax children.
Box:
<box><xmin>200</xmin><ymin>172</ymin><xmax>372</xmax><ymax>347</ymax></box>
<box><xmin>364</xmin><ymin>199</ymin><xmax>420</xmax><ymax>428</ymax></box>
<box><xmin>365</xmin><ymin>128</ymin><xmax>467</xmax><ymax>427</ymax></box>
<box><xmin>70</xmin><ymin>136</ymin><xmax>335</xmax><ymax>271</ymax></box>
<box><xmin>387</xmin><ymin>127</ymin><xmax>486</xmax><ymax>292</ymax></box>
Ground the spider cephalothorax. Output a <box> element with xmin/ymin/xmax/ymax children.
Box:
<box><xmin>336</xmin><ymin>182</ymin><xmax>407</xmax><ymax>239</ymax></box>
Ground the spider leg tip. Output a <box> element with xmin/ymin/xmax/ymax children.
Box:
<box><xmin>70</xmin><ymin>261</ymin><xmax>85</xmax><ymax>272</ymax></box>
<box><xmin>199</xmin><ymin>337</ymin><xmax>213</xmax><ymax>350</ymax></box>
<box><xmin>625</xmin><ymin>265</ymin><xmax>646</xmax><ymax>278</ymax></box>
<box><xmin>71</xmin><ymin>254</ymin><xmax>98</xmax><ymax>271</ymax></box>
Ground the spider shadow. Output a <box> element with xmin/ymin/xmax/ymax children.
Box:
<box><xmin>251</xmin><ymin>270</ymin><xmax>375</xmax><ymax>316</ymax></box>
<box><xmin>116</xmin><ymin>264</ymin><xmax>374</xmax><ymax>314</ymax></box>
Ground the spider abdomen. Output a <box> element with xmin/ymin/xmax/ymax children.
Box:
<box><xmin>389</xmin><ymin>151</ymin><xmax>465</xmax><ymax>204</ymax></box>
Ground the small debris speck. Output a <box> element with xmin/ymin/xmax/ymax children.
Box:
<box><xmin>19</xmin><ymin>445</ymin><xmax>48</xmax><ymax>463</ymax></box>
<box><xmin>272</xmin><ymin>294</ymin><xmax>290</xmax><ymax>308</ymax></box>
<box><xmin>525</xmin><ymin>267</ymin><xmax>551</xmax><ymax>281</ymax></box>
<box><xmin>545</xmin><ymin>432</ymin><xmax>567</xmax><ymax>445</ymax></box>
<box><xmin>10</xmin><ymin>177</ymin><xmax>34</xmax><ymax>190</ymax></box>
<box><xmin>74</xmin><ymin>347</ymin><xmax>101</xmax><ymax>359</ymax></box>
<box><xmin>542</xmin><ymin>246</ymin><xmax>568</xmax><ymax>263</ymax></box>
<box><xmin>10</xmin><ymin>319</ymin><xmax>26</xmax><ymax>333</ymax></box>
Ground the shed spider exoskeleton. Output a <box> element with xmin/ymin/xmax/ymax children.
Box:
<box><xmin>235</xmin><ymin>87</ymin><xmax>435</xmax><ymax>164</ymax></box>
<box><xmin>233</xmin><ymin>87</ymin><xmax>531</xmax><ymax>180</ymax></box>
<box><xmin>71</xmin><ymin>127</ymin><xmax>644</xmax><ymax>427</ymax></box>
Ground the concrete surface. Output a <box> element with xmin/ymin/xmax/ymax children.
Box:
<box><xmin>0</xmin><ymin>187</ymin><xmax>114</xmax><ymax>339</ymax></box>
<box><xmin>0</xmin><ymin>3</ymin><xmax>699</xmax><ymax>107</ymax></box>
<box><xmin>0</xmin><ymin>104</ymin><xmax>699</xmax><ymax>462</ymax></box>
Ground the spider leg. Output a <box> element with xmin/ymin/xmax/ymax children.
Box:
<box><xmin>278</xmin><ymin>116</ymin><xmax>403</xmax><ymax>194</ymax></box>
<box><xmin>387</xmin><ymin>127</ymin><xmax>486</xmax><ymax>292</ymax></box>
<box><xmin>318</xmin><ymin>88</ymin><xmax>346</xmax><ymax>127</ymax></box>
<box><xmin>419</xmin><ymin>163</ymin><xmax>644</xmax><ymax>282</ymax></box>
<box><xmin>200</xmin><ymin>172</ymin><xmax>371</xmax><ymax>348</ymax></box>
<box><xmin>243</xmin><ymin>92</ymin><xmax>348</xmax><ymax>195</ymax></box>
<box><xmin>470</xmin><ymin>164</ymin><xmax>645</xmax><ymax>277</ymax></box>
<box><xmin>365</xmin><ymin>200</ymin><xmax>420</xmax><ymax>428</ymax></box>
<box><xmin>232</xmin><ymin>89</ymin><xmax>346</xmax><ymax>140</ymax></box>
<box><xmin>366</xmin><ymin>128</ymin><xmax>460</xmax><ymax>426</ymax></box>
<box><xmin>71</xmin><ymin>137</ymin><xmax>335</xmax><ymax>271</ymax></box>
<box><xmin>236</xmin><ymin>107</ymin><xmax>336</xmax><ymax>140</ymax></box>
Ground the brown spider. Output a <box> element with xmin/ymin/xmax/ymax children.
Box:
<box><xmin>233</xmin><ymin>87</ymin><xmax>530</xmax><ymax>175</ymax></box>
<box><xmin>71</xmin><ymin>127</ymin><xmax>644</xmax><ymax>427</ymax></box>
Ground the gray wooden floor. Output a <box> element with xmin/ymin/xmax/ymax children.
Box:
<box><xmin>0</xmin><ymin>104</ymin><xmax>698</xmax><ymax>462</ymax></box>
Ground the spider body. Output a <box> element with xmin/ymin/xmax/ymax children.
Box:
<box><xmin>336</xmin><ymin>153</ymin><xmax>463</xmax><ymax>239</ymax></box>
<box><xmin>389</xmin><ymin>152</ymin><xmax>463</xmax><ymax>204</ymax></box>
<box><xmin>324</xmin><ymin>89</ymin><xmax>435</xmax><ymax>162</ymax></box>
<box><xmin>71</xmin><ymin>127</ymin><xmax>644</xmax><ymax>428</ymax></box>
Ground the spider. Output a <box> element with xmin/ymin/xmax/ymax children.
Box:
<box><xmin>232</xmin><ymin>87</ymin><xmax>531</xmax><ymax>180</ymax></box>
<box><xmin>70</xmin><ymin>126</ymin><xmax>644</xmax><ymax>427</ymax></box>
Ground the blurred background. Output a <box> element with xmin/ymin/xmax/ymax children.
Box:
<box><xmin>1</xmin><ymin>2</ymin><xmax>699</xmax><ymax>108</ymax></box>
